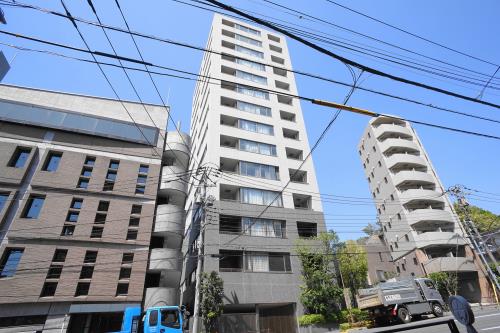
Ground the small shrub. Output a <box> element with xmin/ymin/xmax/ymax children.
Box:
<box><xmin>339</xmin><ymin>323</ymin><xmax>351</xmax><ymax>331</ymax></box>
<box><xmin>298</xmin><ymin>314</ymin><xmax>326</xmax><ymax>326</ymax></box>
<box><xmin>339</xmin><ymin>308</ymin><xmax>369</xmax><ymax>323</ymax></box>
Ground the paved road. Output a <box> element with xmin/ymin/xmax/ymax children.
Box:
<box><xmin>356</xmin><ymin>307</ymin><xmax>500</xmax><ymax>333</ymax></box>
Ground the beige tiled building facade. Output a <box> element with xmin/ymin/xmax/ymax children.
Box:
<box><xmin>0</xmin><ymin>84</ymin><xmax>173</xmax><ymax>332</ymax></box>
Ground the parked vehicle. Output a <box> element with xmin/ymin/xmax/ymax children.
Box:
<box><xmin>112</xmin><ymin>305</ymin><xmax>188</xmax><ymax>333</ymax></box>
<box><xmin>356</xmin><ymin>278</ymin><xmax>445</xmax><ymax>326</ymax></box>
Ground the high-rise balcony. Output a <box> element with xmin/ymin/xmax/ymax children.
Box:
<box><xmin>159</xmin><ymin>166</ymin><xmax>188</xmax><ymax>201</ymax></box>
<box><xmin>164</xmin><ymin>132</ymin><xmax>190</xmax><ymax>167</ymax></box>
<box><xmin>385</xmin><ymin>154</ymin><xmax>427</xmax><ymax>170</ymax></box>
<box><xmin>422</xmin><ymin>257</ymin><xmax>476</xmax><ymax>273</ymax></box>
<box><xmin>154</xmin><ymin>204</ymin><xmax>185</xmax><ymax>238</ymax></box>
<box><xmin>374</xmin><ymin>124</ymin><xmax>413</xmax><ymax>140</ymax></box>
<box><xmin>415</xmin><ymin>232</ymin><xmax>465</xmax><ymax>248</ymax></box>
<box><xmin>149</xmin><ymin>248</ymin><xmax>182</xmax><ymax>272</ymax></box>
<box><xmin>380</xmin><ymin>138</ymin><xmax>420</xmax><ymax>154</ymax></box>
<box><xmin>144</xmin><ymin>287</ymin><xmax>178</xmax><ymax>308</ymax></box>
<box><xmin>406</xmin><ymin>209</ymin><xmax>454</xmax><ymax>226</ymax></box>
<box><xmin>392</xmin><ymin>170</ymin><xmax>435</xmax><ymax>187</ymax></box>
<box><xmin>399</xmin><ymin>189</ymin><xmax>444</xmax><ymax>204</ymax></box>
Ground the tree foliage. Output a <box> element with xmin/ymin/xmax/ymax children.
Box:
<box><xmin>454</xmin><ymin>203</ymin><xmax>500</xmax><ymax>233</ymax></box>
<box><xmin>337</xmin><ymin>240</ymin><xmax>368</xmax><ymax>306</ymax></box>
<box><xmin>199</xmin><ymin>271</ymin><xmax>224</xmax><ymax>333</ymax></box>
<box><xmin>428</xmin><ymin>272</ymin><xmax>458</xmax><ymax>301</ymax></box>
<box><xmin>296</xmin><ymin>231</ymin><xmax>343</xmax><ymax>319</ymax></box>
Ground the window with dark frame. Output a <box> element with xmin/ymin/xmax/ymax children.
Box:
<box><xmin>0</xmin><ymin>248</ymin><xmax>24</xmax><ymax>278</ymax></box>
<box><xmin>84</xmin><ymin>251</ymin><xmax>98</xmax><ymax>264</ymax></box>
<box><xmin>94</xmin><ymin>213</ymin><xmax>107</xmax><ymax>224</ymax></box>
<box><xmin>61</xmin><ymin>225</ymin><xmax>75</xmax><ymax>236</ymax></box>
<box><xmin>52</xmin><ymin>249</ymin><xmax>68</xmax><ymax>263</ymax></box>
<box><xmin>122</xmin><ymin>253</ymin><xmax>134</xmax><ymax>264</ymax></box>
<box><xmin>126</xmin><ymin>229</ymin><xmax>138</xmax><ymax>240</ymax></box>
<box><xmin>79</xmin><ymin>265</ymin><xmax>94</xmax><ymax>279</ymax></box>
<box><xmin>116</xmin><ymin>283</ymin><xmax>129</xmax><ymax>296</ymax></box>
<box><xmin>40</xmin><ymin>282</ymin><xmax>58</xmax><ymax>297</ymax></box>
<box><xmin>131</xmin><ymin>205</ymin><xmax>142</xmax><ymax>215</ymax></box>
<box><xmin>46</xmin><ymin>265</ymin><xmax>63</xmax><ymax>279</ymax></box>
<box><xmin>42</xmin><ymin>151</ymin><xmax>62</xmax><ymax>172</ymax></box>
<box><xmin>90</xmin><ymin>226</ymin><xmax>103</xmax><ymax>238</ymax></box>
<box><xmin>70</xmin><ymin>198</ymin><xmax>83</xmax><ymax>209</ymax></box>
<box><xmin>119</xmin><ymin>267</ymin><xmax>132</xmax><ymax>280</ymax></box>
<box><xmin>97</xmin><ymin>201</ymin><xmax>110</xmax><ymax>212</ymax></box>
<box><xmin>75</xmin><ymin>282</ymin><xmax>90</xmax><ymax>297</ymax></box>
<box><xmin>22</xmin><ymin>195</ymin><xmax>45</xmax><ymax>219</ymax></box>
<box><xmin>8</xmin><ymin>147</ymin><xmax>31</xmax><ymax>168</ymax></box>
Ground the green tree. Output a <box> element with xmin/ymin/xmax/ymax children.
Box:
<box><xmin>296</xmin><ymin>231</ymin><xmax>344</xmax><ymax>319</ymax></box>
<box><xmin>337</xmin><ymin>240</ymin><xmax>368</xmax><ymax>307</ymax></box>
<box><xmin>454</xmin><ymin>203</ymin><xmax>500</xmax><ymax>233</ymax></box>
<box><xmin>428</xmin><ymin>272</ymin><xmax>458</xmax><ymax>301</ymax></box>
<box><xmin>199</xmin><ymin>271</ymin><xmax>224</xmax><ymax>333</ymax></box>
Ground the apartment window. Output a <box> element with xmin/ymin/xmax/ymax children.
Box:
<box><xmin>268</xmin><ymin>34</ymin><xmax>280</xmax><ymax>42</ymax></box>
<box><xmin>395</xmin><ymin>242</ymin><xmax>399</xmax><ymax>249</ymax></box>
<box><xmin>8</xmin><ymin>147</ymin><xmax>31</xmax><ymax>168</ymax></box>
<box><xmin>116</xmin><ymin>283</ymin><xmax>129</xmax><ymax>296</ymax></box>
<box><xmin>390</xmin><ymin>245</ymin><xmax>394</xmax><ymax>252</ymax></box>
<box><xmin>378</xmin><ymin>252</ymin><xmax>384</xmax><ymax>262</ymax></box>
<box><xmin>22</xmin><ymin>195</ymin><xmax>45</xmax><ymax>219</ymax></box>
<box><xmin>282</xmin><ymin>128</ymin><xmax>299</xmax><ymax>140</ymax></box>
<box><xmin>373</xmin><ymin>146</ymin><xmax>376</xmax><ymax>152</ymax></box>
<box><xmin>233</xmin><ymin>21</ymin><xmax>261</xmax><ymax>36</ymax></box>
<box><xmin>122</xmin><ymin>253</ymin><xmax>134</xmax><ymax>264</ymax></box>
<box><xmin>106</xmin><ymin>170</ymin><xmax>117</xmax><ymax>182</ymax></box>
<box><xmin>242</xmin><ymin>217</ymin><xmax>285</xmax><ymax>238</ymax></box>
<box><xmin>240</xmin><ymin>188</ymin><xmax>283</xmax><ymax>206</ymax></box>
<box><xmin>77</xmin><ymin>178</ymin><xmax>89</xmax><ymax>189</ymax></box>
<box><xmin>126</xmin><ymin>229</ymin><xmax>138</xmax><ymax>240</ymax></box>
<box><xmin>61</xmin><ymin>225</ymin><xmax>75</xmax><ymax>236</ymax></box>
<box><xmin>84</xmin><ymin>251</ymin><xmax>98</xmax><ymax>264</ymax></box>
<box><xmin>363</xmin><ymin>163</ymin><xmax>366</xmax><ymax>169</ymax></box>
<box><xmin>382</xmin><ymin>204</ymin><xmax>386</xmax><ymax>211</ymax></box>
<box><xmin>0</xmin><ymin>193</ymin><xmax>8</xmax><ymax>213</ymax></box>
<box><xmin>119</xmin><ymin>267</ymin><xmax>132</xmax><ymax>280</ymax></box>
<box><xmin>90</xmin><ymin>226</ymin><xmax>103</xmax><ymax>238</ymax></box>
<box><xmin>66</xmin><ymin>211</ymin><xmax>79</xmax><ymax>222</ymax></box>
<box><xmin>289</xmin><ymin>169</ymin><xmax>307</xmax><ymax>183</ymax></box>
<box><xmin>42</xmin><ymin>152</ymin><xmax>62</xmax><ymax>172</ymax></box>
<box><xmin>233</xmin><ymin>32</ymin><xmax>262</xmax><ymax>47</ymax></box>
<box><xmin>94</xmin><ymin>213</ymin><xmax>106</xmax><ymax>224</ymax></box>
<box><xmin>279</xmin><ymin>110</ymin><xmax>295</xmax><ymax>122</ymax></box>
<box><xmin>238</xmin><ymin>119</ymin><xmax>274</xmax><ymax>135</ymax></box>
<box><xmin>222</xmin><ymin>81</ymin><xmax>270</xmax><ymax>99</ymax></box>
<box><xmin>79</xmin><ymin>266</ymin><xmax>94</xmax><ymax>279</ymax></box>
<box><xmin>46</xmin><ymin>265</ymin><xmax>63</xmax><ymax>279</ymax></box>
<box><xmin>129</xmin><ymin>217</ymin><xmax>140</xmax><ymax>227</ymax></box>
<box><xmin>413</xmin><ymin>257</ymin><xmax>418</xmax><ymax>265</ymax></box>
<box><xmin>297</xmin><ymin>222</ymin><xmax>317</xmax><ymax>238</ymax></box>
<box><xmin>71</xmin><ymin>198</ymin><xmax>83</xmax><ymax>209</ymax></box>
<box><xmin>103</xmin><ymin>180</ymin><xmax>114</xmax><ymax>191</ymax></box>
<box><xmin>221</xmin><ymin>97</ymin><xmax>272</xmax><ymax>117</ymax></box>
<box><xmin>40</xmin><ymin>282</ymin><xmax>58</xmax><ymax>297</ymax></box>
<box><xmin>285</xmin><ymin>147</ymin><xmax>302</xmax><ymax>160</ymax></box>
<box><xmin>234</xmin><ymin>44</ymin><xmax>264</xmax><ymax>59</ymax></box>
<box><xmin>269</xmin><ymin>44</ymin><xmax>283</xmax><ymax>53</ymax></box>
<box><xmin>221</xmin><ymin>53</ymin><xmax>265</xmax><ymax>71</ymax></box>
<box><xmin>271</xmin><ymin>55</ymin><xmax>285</xmax><ymax>64</ymax></box>
<box><xmin>245</xmin><ymin>252</ymin><xmax>291</xmax><ymax>272</ymax></box>
<box><xmin>390</xmin><ymin>194</ymin><xmax>394</xmax><ymax>201</ymax></box>
<box><xmin>275</xmin><ymin>80</ymin><xmax>290</xmax><ymax>91</ymax></box>
<box><xmin>401</xmin><ymin>263</ymin><xmax>406</xmax><ymax>271</ymax></box>
<box><xmin>368</xmin><ymin>132</ymin><xmax>371</xmax><ymax>138</ymax></box>
<box><xmin>293</xmin><ymin>194</ymin><xmax>311</xmax><ymax>210</ymax></box>
<box><xmin>219</xmin><ymin>250</ymin><xmax>243</xmax><ymax>272</ymax></box>
<box><xmin>405</xmin><ymin>235</ymin><xmax>409</xmax><ymax>241</ymax></box>
<box><xmin>139</xmin><ymin>164</ymin><xmax>149</xmax><ymax>174</ymax></box>
<box><xmin>52</xmin><ymin>249</ymin><xmax>67</xmax><ymax>263</ymax></box>
<box><xmin>109</xmin><ymin>160</ymin><xmax>120</xmax><ymax>170</ymax></box>
<box><xmin>131</xmin><ymin>205</ymin><xmax>142</xmax><ymax>215</ymax></box>
<box><xmin>397</xmin><ymin>213</ymin><xmax>402</xmax><ymax>220</ymax></box>
<box><xmin>75</xmin><ymin>282</ymin><xmax>90</xmax><ymax>297</ymax></box>
<box><xmin>84</xmin><ymin>156</ymin><xmax>96</xmax><ymax>166</ymax></box>
<box><xmin>239</xmin><ymin>139</ymin><xmax>277</xmax><ymax>156</ymax></box>
<box><xmin>0</xmin><ymin>248</ymin><xmax>24</xmax><ymax>278</ymax></box>
<box><xmin>240</xmin><ymin>161</ymin><xmax>279</xmax><ymax>180</ymax></box>
<box><xmin>388</xmin><ymin>222</ymin><xmax>392</xmax><ymax>228</ymax></box>
<box><xmin>81</xmin><ymin>167</ymin><xmax>92</xmax><ymax>177</ymax></box>
<box><xmin>277</xmin><ymin>94</ymin><xmax>293</xmax><ymax>105</ymax></box>
<box><xmin>384</xmin><ymin>177</ymin><xmax>388</xmax><ymax>184</ymax></box>
<box><xmin>273</xmin><ymin>67</ymin><xmax>287</xmax><ymax>77</ymax></box>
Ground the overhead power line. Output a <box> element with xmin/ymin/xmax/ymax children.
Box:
<box><xmin>1</xmin><ymin>30</ymin><xmax>499</xmax><ymax>142</ymax></box>
<box><xmin>204</xmin><ymin>0</ymin><xmax>500</xmax><ymax>109</ymax></box>
<box><xmin>3</xmin><ymin>0</ymin><xmax>500</xmax><ymax>117</ymax></box>
<box><xmin>323</xmin><ymin>0</ymin><xmax>499</xmax><ymax>67</ymax></box>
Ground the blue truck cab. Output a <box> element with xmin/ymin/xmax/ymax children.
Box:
<box><xmin>114</xmin><ymin>305</ymin><xmax>185</xmax><ymax>333</ymax></box>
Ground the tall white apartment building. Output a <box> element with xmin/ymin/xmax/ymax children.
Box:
<box><xmin>358</xmin><ymin>116</ymin><xmax>493</xmax><ymax>302</ymax></box>
<box><xmin>180</xmin><ymin>14</ymin><xmax>326</xmax><ymax>332</ymax></box>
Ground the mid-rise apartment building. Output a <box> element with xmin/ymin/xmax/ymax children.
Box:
<box><xmin>0</xmin><ymin>84</ymin><xmax>175</xmax><ymax>332</ymax></box>
<box><xmin>358</xmin><ymin>116</ymin><xmax>493</xmax><ymax>302</ymax></box>
<box><xmin>180</xmin><ymin>14</ymin><xmax>326</xmax><ymax>332</ymax></box>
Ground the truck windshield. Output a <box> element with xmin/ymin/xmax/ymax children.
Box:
<box><xmin>424</xmin><ymin>280</ymin><xmax>436</xmax><ymax>289</ymax></box>
<box><xmin>161</xmin><ymin>309</ymin><xmax>180</xmax><ymax>328</ymax></box>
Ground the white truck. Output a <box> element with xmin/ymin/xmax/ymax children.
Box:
<box><xmin>356</xmin><ymin>278</ymin><xmax>445</xmax><ymax>326</ymax></box>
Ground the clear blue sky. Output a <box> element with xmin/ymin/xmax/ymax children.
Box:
<box><xmin>1</xmin><ymin>0</ymin><xmax>499</xmax><ymax>240</ymax></box>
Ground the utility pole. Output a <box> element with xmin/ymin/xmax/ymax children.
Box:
<box><xmin>192</xmin><ymin>167</ymin><xmax>214</xmax><ymax>333</ymax></box>
<box><xmin>449</xmin><ymin>185</ymin><xmax>500</xmax><ymax>294</ymax></box>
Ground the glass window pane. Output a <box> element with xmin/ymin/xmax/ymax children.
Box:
<box><xmin>0</xmin><ymin>193</ymin><xmax>8</xmax><ymax>213</ymax></box>
<box><xmin>23</xmin><ymin>196</ymin><xmax>45</xmax><ymax>219</ymax></box>
<box><xmin>0</xmin><ymin>248</ymin><xmax>24</xmax><ymax>277</ymax></box>
<box><xmin>43</xmin><ymin>152</ymin><xmax>62</xmax><ymax>172</ymax></box>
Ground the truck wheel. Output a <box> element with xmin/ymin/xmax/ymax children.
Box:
<box><xmin>397</xmin><ymin>307</ymin><xmax>411</xmax><ymax>324</ymax></box>
<box><xmin>432</xmin><ymin>303</ymin><xmax>444</xmax><ymax>317</ymax></box>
